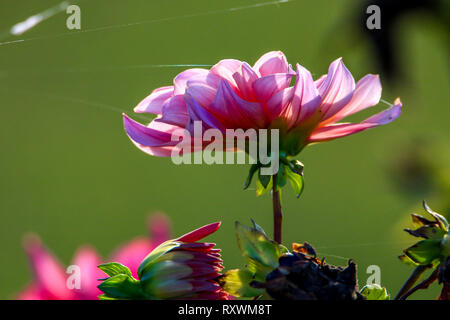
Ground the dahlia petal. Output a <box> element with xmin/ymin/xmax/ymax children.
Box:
<box><xmin>210</xmin><ymin>80</ymin><xmax>266</xmax><ymax>128</ymax></box>
<box><xmin>177</xmin><ymin>222</ymin><xmax>221</xmax><ymax>242</ymax></box>
<box><xmin>123</xmin><ymin>114</ymin><xmax>178</xmax><ymax>147</ymax></box>
<box><xmin>134</xmin><ymin>86</ymin><xmax>174</xmax><ymax>114</ymax></box>
<box><xmin>17</xmin><ymin>284</ymin><xmax>47</xmax><ymax>300</ymax></box>
<box><xmin>23</xmin><ymin>235</ymin><xmax>72</xmax><ymax>300</ymax></box>
<box><xmin>266</xmin><ymin>86</ymin><xmax>294</xmax><ymax>120</ymax></box>
<box><xmin>252</xmin><ymin>73</ymin><xmax>293</xmax><ymax>103</ymax></box>
<box><xmin>317</xmin><ymin>58</ymin><xmax>355</xmax><ymax>119</ymax></box>
<box><xmin>185</xmin><ymin>73</ymin><xmax>222</xmax><ymax>108</ymax></box>
<box><xmin>188</xmin><ymin>280</ymin><xmax>222</xmax><ymax>293</ymax></box>
<box><xmin>253</xmin><ymin>51</ymin><xmax>289</xmax><ymax>77</ymax></box>
<box><xmin>156</xmin><ymin>95</ymin><xmax>189</xmax><ymax>127</ymax></box>
<box><xmin>232</xmin><ymin>62</ymin><xmax>259</xmax><ymax>101</ymax></box>
<box><xmin>173</xmin><ymin>69</ymin><xmax>209</xmax><ymax>94</ymax></box>
<box><xmin>210</xmin><ymin>59</ymin><xmax>242</xmax><ymax>87</ymax></box>
<box><xmin>281</xmin><ymin>64</ymin><xmax>321</xmax><ymax>128</ymax></box>
<box><xmin>324</xmin><ymin>74</ymin><xmax>382</xmax><ymax>124</ymax></box>
<box><xmin>184</xmin><ymin>94</ymin><xmax>226</xmax><ymax>132</ymax></box>
<box><xmin>308</xmin><ymin>98</ymin><xmax>402</xmax><ymax>142</ymax></box>
<box><xmin>72</xmin><ymin>246</ymin><xmax>104</xmax><ymax>299</ymax></box>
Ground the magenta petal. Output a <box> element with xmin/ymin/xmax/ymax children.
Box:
<box><xmin>177</xmin><ymin>222</ymin><xmax>221</xmax><ymax>242</ymax></box>
<box><xmin>232</xmin><ymin>62</ymin><xmax>259</xmax><ymax>101</ymax></box>
<box><xmin>362</xmin><ymin>98</ymin><xmax>402</xmax><ymax>125</ymax></box>
<box><xmin>185</xmin><ymin>72</ymin><xmax>221</xmax><ymax>108</ymax></box>
<box><xmin>173</xmin><ymin>69</ymin><xmax>209</xmax><ymax>95</ymax></box>
<box><xmin>134</xmin><ymin>86</ymin><xmax>174</xmax><ymax>114</ymax></box>
<box><xmin>156</xmin><ymin>95</ymin><xmax>189</xmax><ymax>127</ymax></box>
<box><xmin>17</xmin><ymin>284</ymin><xmax>47</xmax><ymax>300</ymax></box>
<box><xmin>325</xmin><ymin>74</ymin><xmax>382</xmax><ymax>124</ymax></box>
<box><xmin>281</xmin><ymin>64</ymin><xmax>320</xmax><ymax>129</ymax></box>
<box><xmin>184</xmin><ymin>94</ymin><xmax>226</xmax><ymax>132</ymax></box>
<box><xmin>253</xmin><ymin>51</ymin><xmax>289</xmax><ymax>77</ymax></box>
<box><xmin>210</xmin><ymin>59</ymin><xmax>242</xmax><ymax>87</ymax></box>
<box><xmin>123</xmin><ymin>114</ymin><xmax>177</xmax><ymax>147</ymax></box>
<box><xmin>317</xmin><ymin>58</ymin><xmax>355</xmax><ymax>120</ymax></box>
<box><xmin>23</xmin><ymin>235</ymin><xmax>72</xmax><ymax>300</ymax></box>
<box><xmin>309</xmin><ymin>98</ymin><xmax>402</xmax><ymax>142</ymax></box>
<box><xmin>252</xmin><ymin>73</ymin><xmax>293</xmax><ymax>103</ymax></box>
<box><xmin>72</xmin><ymin>246</ymin><xmax>104</xmax><ymax>299</ymax></box>
<box><xmin>266</xmin><ymin>86</ymin><xmax>294</xmax><ymax>121</ymax></box>
<box><xmin>210</xmin><ymin>80</ymin><xmax>266</xmax><ymax>128</ymax></box>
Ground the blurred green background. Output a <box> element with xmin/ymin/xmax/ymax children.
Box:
<box><xmin>0</xmin><ymin>0</ymin><xmax>448</xmax><ymax>299</ymax></box>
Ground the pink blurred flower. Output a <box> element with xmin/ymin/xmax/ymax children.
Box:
<box><xmin>17</xmin><ymin>214</ymin><xmax>170</xmax><ymax>300</ymax></box>
<box><xmin>123</xmin><ymin>51</ymin><xmax>402</xmax><ymax>157</ymax></box>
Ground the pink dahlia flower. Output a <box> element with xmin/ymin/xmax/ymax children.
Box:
<box><xmin>123</xmin><ymin>51</ymin><xmax>402</xmax><ymax>157</ymax></box>
<box><xmin>17</xmin><ymin>214</ymin><xmax>170</xmax><ymax>300</ymax></box>
<box><xmin>98</xmin><ymin>222</ymin><xmax>228</xmax><ymax>300</ymax></box>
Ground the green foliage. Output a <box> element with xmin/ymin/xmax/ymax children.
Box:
<box><xmin>361</xmin><ymin>284</ymin><xmax>390</xmax><ymax>300</ymax></box>
<box><xmin>218</xmin><ymin>269</ymin><xmax>264</xmax><ymax>298</ymax></box>
<box><xmin>98</xmin><ymin>262</ymin><xmax>132</xmax><ymax>278</ymax></box>
<box><xmin>97</xmin><ymin>273</ymin><xmax>148</xmax><ymax>300</ymax></box>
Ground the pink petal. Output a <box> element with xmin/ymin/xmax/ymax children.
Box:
<box><xmin>111</xmin><ymin>238</ymin><xmax>155</xmax><ymax>278</ymax></box>
<box><xmin>253</xmin><ymin>51</ymin><xmax>289</xmax><ymax>77</ymax></box>
<box><xmin>173</xmin><ymin>69</ymin><xmax>209</xmax><ymax>95</ymax></box>
<box><xmin>232</xmin><ymin>62</ymin><xmax>259</xmax><ymax>101</ymax></box>
<box><xmin>123</xmin><ymin>114</ymin><xmax>178</xmax><ymax>147</ymax></box>
<box><xmin>322</xmin><ymin>74</ymin><xmax>382</xmax><ymax>125</ymax></box>
<box><xmin>281</xmin><ymin>64</ymin><xmax>321</xmax><ymax>129</ymax></box>
<box><xmin>155</xmin><ymin>95</ymin><xmax>189</xmax><ymax>127</ymax></box>
<box><xmin>308</xmin><ymin>98</ymin><xmax>402</xmax><ymax>142</ymax></box>
<box><xmin>177</xmin><ymin>222</ymin><xmax>221</xmax><ymax>242</ymax></box>
<box><xmin>134</xmin><ymin>86</ymin><xmax>174</xmax><ymax>114</ymax></box>
<box><xmin>210</xmin><ymin>80</ymin><xmax>266</xmax><ymax>128</ymax></box>
<box><xmin>266</xmin><ymin>86</ymin><xmax>294</xmax><ymax>121</ymax></box>
<box><xmin>210</xmin><ymin>59</ymin><xmax>242</xmax><ymax>87</ymax></box>
<box><xmin>148</xmin><ymin>213</ymin><xmax>171</xmax><ymax>246</ymax></box>
<box><xmin>184</xmin><ymin>93</ymin><xmax>226</xmax><ymax>132</ymax></box>
<box><xmin>317</xmin><ymin>58</ymin><xmax>355</xmax><ymax>120</ymax></box>
<box><xmin>17</xmin><ymin>284</ymin><xmax>48</xmax><ymax>300</ymax></box>
<box><xmin>23</xmin><ymin>235</ymin><xmax>72</xmax><ymax>300</ymax></box>
<box><xmin>252</xmin><ymin>73</ymin><xmax>293</xmax><ymax>103</ymax></box>
<box><xmin>72</xmin><ymin>246</ymin><xmax>104</xmax><ymax>299</ymax></box>
<box><xmin>185</xmin><ymin>72</ymin><xmax>222</xmax><ymax>108</ymax></box>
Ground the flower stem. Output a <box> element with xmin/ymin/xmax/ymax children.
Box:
<box><xmin>398</xmin><ymin>268</ymin><xmax>438</xmax><ymax>300</ymax></box>
<box><xmin>272</xmin><ymin>174</ymin><xmax>282</xmax><ymax>244</ymax></box>
<box><xmin>394</xmin><ymin>265</ymin><xmax>429</xmax><ymax>300</ymax></box>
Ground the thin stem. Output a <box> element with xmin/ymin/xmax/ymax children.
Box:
<box><xmin>398</xmin><ymin>268</ymin><xmax>439</xmax><ymax>300</ymax></box>
<box><xmin>394</xmin><ymin>265</ymin><xmax>429</xmax><ymax>300</ymax></box>
<box><xmin>272</xmin><ymin>174</ymin><xmax>282</xmax><ymax>244</ymax></box>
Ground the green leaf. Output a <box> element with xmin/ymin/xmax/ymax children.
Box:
<box><xmin>404</xmin><ymin>239</ymin><xmax>442</xmax><ymax>265</ymax></box>
<box><xmin>361</xmin><ymin>284</ymin><xmax>390</xmax><ymax>300</ymax></box>
<box><xmin>97</xmin><ymin>274</ymin><xmax>147</xmax><ymax>299</ymax></box>
<box><xmin>235</xmin><ymin>221</ymin><xmax>283</xmax><ymax>278</ymax></box>
<box><xmin>218</xmin><ymin>269</ymin><xmax>263</xmax><ymax>298</ymax></box>
<box><xmin>404</xmin><ymin>226</ymin><xmax>445</xmax><ymax>240</ymax></box>
<box><xmin>398</xmin><ymin>254</ymin><xmax>419</xmax><ymax>267</ymax></box>
<box><xmin>98</xmin><ymin>294</ymin><xmax>118</xmax><ymax>300</ymax></box>
<box><xmin>98</xmin><ymin>262</ymin><xmax>132</xmax><ymax>278</ymax></box>
<box><xmin>285</xmin><ymin>166</ymin><xmax>304</xmax><ymax>198</ymax></box>
<box><xmin>243</xmin><ymin>164</ymin><xmax>260</xmax><ymax>190</ymax></box>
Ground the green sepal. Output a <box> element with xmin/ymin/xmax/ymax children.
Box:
<box><xmin>404</xmin><ymin>226</ymin><xmax>445</xmax><ymax>240</ymax></box>
<box><xmin>137</xmin><ymin>240</ymin><xmax>182</xmax><ymax>279</ymax></box>
<box><xmin>97</xmin><ymin>274</ymin><xmax>148</xmax><ymax>300</ymax></box>
<box><xmin>404</xmin><ymin>239</ymin><xmax>442</xmax><ymax>265</ymax></box>
<box><xmin>258</xmin><ymin>168</ymin><xmax>271</xmax><ymax>189</ymax></box>
<box><xmin>285</xmin><ymin>165</ymin><xmax>304</xmax><ymax>198</ymax></box>
<box><xmin>256</xmin><ymin>175</ymin><xmax>272</xmax><ymax>196</ymax></box>
<box><xmin>361</xmin><ymin>284</ymin><xmax>390</xmax><ymax>300</ymax></box>
<box><xmin>218</xmin><ymin>269</ymin><xmax>264</xmax><ymax>298</ymax></box>
<box><xmin>98</xmin><ymin>262</ymin><xmax>132</xmax><ymax>278</ymax></box>
<box><xmin>398</xmin><ymin>254</ymin><xmax>419</xmax><ymax>267</ymax></box>
<box><xmin>243</xmin><ymin>164</ymin><xmax>260</xmax><ymax>190</ymax></box>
